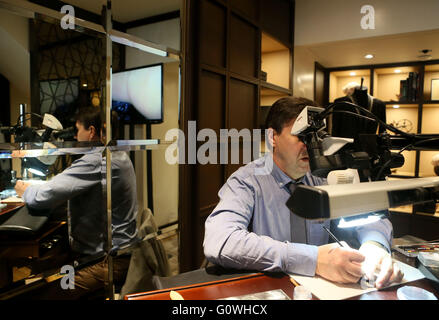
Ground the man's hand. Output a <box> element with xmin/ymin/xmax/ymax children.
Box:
<box><xmin>316</xmin><ymin>242</ymin><xmax>365</xmax><ymax>283</ymax></box>
<box><xmin>359</xmin><ymin>241</ymin><xmax>404</xmax><ymax>289</ymax></box>
<box><xmin>14</xmin><ymin>180</ymin><xmax>31</xmax><ymax>198</ymax></box>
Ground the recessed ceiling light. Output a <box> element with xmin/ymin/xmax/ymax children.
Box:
<box><xmin>394</xmin><ymin>69</ymin><xmax>401</xmax><ymax>73</ymax></box>
<box><xmin>364</xmin><ymin>54</ymin><xmax>374</xmax><ymax>59</ymax></box>
<box><xmin>349</xmin><ymin>72</ymin><xmax>356</xmax><ymax>76</ymax></box>
<box><xmin>82</xmin><ymin>83</ymin><xmax>88</xmax><ymax>87</ymax></box>
<box><xmin>393</xmin><ymin>105</ymin><xmax>400</xmax><ymax>109</ymax></box>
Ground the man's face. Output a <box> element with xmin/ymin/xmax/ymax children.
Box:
<box><xmin>75</xmin><ymin>121</ymin><xmax>92</xmax><ymax>142</ymax></box>
<box><xmin>271</xmin><ymin>118</ymin><xmax>310</xmax><ymax>179</ymax></box>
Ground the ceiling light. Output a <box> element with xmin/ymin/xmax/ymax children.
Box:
<box><xmin>394</xmin><ymin>69</ymin><xmax>401</xmax><ymax>73</ymax></box>
<box><xmin>82</xmin><ymin>83</ymin><xmax>88</xmax><ymax>87</ymax></box>
<box><xmin>364</xmin><ymin>54</ymin><xmax>374</xmax><ymax>59</ymax></box>
<box><xmin>393</xmin><ymin>105</ymin><xmax>400</xmax><ymax>109</ymax></box>
<box><xmin>349</xmin><ymin>72</ymin><xmax>356</xmax><ymax>76</ymax></box>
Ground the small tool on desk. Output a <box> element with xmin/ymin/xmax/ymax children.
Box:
<box><xmin>170</xmin><ymin>290</ymin><xmax>185</xmax><ymax>300</ymax></box>
<box><xmin>322</xmin><ymin>226</ymin><xmax>345</xmax><ymax>248</ymax></box>
<box><xmin>289</xmin><ymin>277</ymin><xmax>300</xmax><ymax>287</ymax></box>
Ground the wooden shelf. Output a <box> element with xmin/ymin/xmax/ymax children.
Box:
<box><xmin>326</xmin><ymin>60</ymin><xmax>439</xmax><ymax>180</ymax></box>
<box><xmin>261</xmin><ymin>32</ymin><xmax>290</xmax><ymax>90</ymax></box>
<box><xmin>260</xmin><ymin>81</ymin><xmax>291</xmax><ymax>95</ymax></box>
<box><xmin>384</xmin><ymin>101</ymin><xmax>421</xmax><ymax>105</ymax></box>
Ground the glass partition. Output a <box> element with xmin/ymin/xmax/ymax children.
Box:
<box><xmin>0</xmin><ymin>0</ymin><xmax>182</xmax><ymax>299</ymax></box>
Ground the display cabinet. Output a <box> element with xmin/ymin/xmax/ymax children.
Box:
<box><xmin>328</xmin><ymin>68</ymin><xmax>371</xmax><ymax>103</ymax></box>
<box><xmin>259</xmin><ymin>32</ymin><xmax>292</xmax><ymax>114</ymax></box>
<box><xmin>326</xmin><ymin>61</ymin><xmax>439</xmax><ymax>179</ymax></box>
<box><xmin>259</xmin><ymin>32</ymin><xmax>293</xmax><ymax>155</ymax></box>
<box><xmin>326</xmin><ymin>61</ymin><xmax>439</xmax><ymax>234</ymax></box>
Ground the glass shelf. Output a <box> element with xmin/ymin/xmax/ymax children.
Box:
<box><xmin>0</xmin><ymin>140</ymin><xmax>177</xmax><ymax>158</ymax></box>
<box><xmin>0</xmin><ymin>141</ymin><xmax>105</xmax><ymax>158</ymax></box>
<box><xmin>107</xmin><ymin>139</ymin><xmax>172</xmax><ymax>152</ymax></box>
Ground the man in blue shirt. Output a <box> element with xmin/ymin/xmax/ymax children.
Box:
<box><xmin>15</xmin><ymin>107</ymin><xmax>137</xmax><ymax>299</ymax></box>
<box><xmin>204</xmin><ymin>96</ymin><xmax>403</xmax><ymax>289</ymax></box>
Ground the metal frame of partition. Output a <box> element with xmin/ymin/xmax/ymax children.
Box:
<box><xmin>0</xmin><ymin>0</ymin><xmax>182</xmax><ymax>300</ymax></box>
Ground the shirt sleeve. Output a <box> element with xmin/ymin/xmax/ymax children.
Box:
<box><xmin>203</xmin><ymin>173</ymin><xmax>318</xmax><ymax>276</ymax></box>
<box><xmin>355</xmin><ymin>214</ymin><xmax>393</xmax><ymax>252</ymax></box>
<box><xmin>22</xmin><ymin>155</ymin><xmax>101</xmax><ymax>210</ymax></box>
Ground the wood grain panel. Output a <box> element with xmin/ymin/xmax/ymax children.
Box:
<box><xmin>260</xmin><ymin>0</ymin><xmax>293</xmax><ymax>46</ymax></box>
<box><xmin>198</xmin><ymin>70</ymin><xmax>225</xmax><ymax>134</ymax></box>
<box><xmin>229</xmin><ymin>14</ymin><xmax>258</xmax><ymax>78</ymax></box>
<box><xmin>228</xmin><ymin>77</ymin><xmax>257</xmax><ymax>129</ymax></box>
<box><xmin>226</xmin><ymin>78</ymin><xmax>257</xmax><ymax>178</ymax></box>
<box><xmin>230</xmin><ymin>0</ymin><xmax>259</xmax><ymax>21</ymax></box>
<box><xmin>199</xmin><ymin>0</ymin><xmax>227</xmax><ymax>68</ymax></box>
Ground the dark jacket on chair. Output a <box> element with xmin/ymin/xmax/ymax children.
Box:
<box><xmin>120</xmin><ymin>208</ymin><xmax>171</xmax><ymax>297</ymax></box>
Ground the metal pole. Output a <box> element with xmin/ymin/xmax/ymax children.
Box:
<box><xmin>103</xmin><ymin>0</ymin><xmax>114</xmax><ymax>300</ymax></box>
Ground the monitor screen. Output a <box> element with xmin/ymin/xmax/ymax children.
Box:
<box><xmin>112</xmin><ymin>64</ymin><xmax>163</xmax><ymax>124</ymax></box>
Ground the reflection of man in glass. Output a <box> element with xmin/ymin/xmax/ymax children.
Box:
<box><xmin>14</xmin><ymin>107</ymin><xmax>138</xmax><ymax>299</ymax></box>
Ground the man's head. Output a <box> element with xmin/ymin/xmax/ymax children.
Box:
<box><xmin>266</xmin><ymin>96</ymin><xmax>321</xmax><ymax>179</ymax></box>
<box><xmin>75</xmin><ymin>106</ymin><xmax>102</xmax><ymax>142</ymax></box>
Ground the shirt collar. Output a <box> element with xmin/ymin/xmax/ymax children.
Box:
<box><xmin>269</xmin><ymin>154</ymin><xmax>305</xmax><ymax>188</ymax></box>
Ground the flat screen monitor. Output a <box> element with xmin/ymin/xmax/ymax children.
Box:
<box><xmin>112</xmin><ymin>64</ymin><xmax>163</xmax><ymax>124</ymax></box>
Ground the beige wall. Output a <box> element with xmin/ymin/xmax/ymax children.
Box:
<box><xmin>295</xmin><ymin>0</ymin><xmax>439</xmax><ymax>46</ymax></box>
<box><xmin>260</xmin><ymin>94</ymin><xmax>287</xmax><ymax>106</ymax></box>
<box><xmin>261</xmin><ymin>50</ymin><xmax>290</xmax><ymax>88</ymax></box>
<box><xmin>329</xmin><ymin>75</ymin><xmax>371</xmax><ymax>102</ymax></box>
<box><xmin>151</xmin><ymin>61</ymin><xmax>179</xmax><ymax>227</ymax></box>
<box><xmin>374</xmin><ymin>73</ymin><xmax>408</xmax><ymax>102</ymax></box>
<box><xmin>293</xmin><ymin>46</ymin><xmax>316</xmax><ymax>100</ymax></box>
<box><xmin>422</xmin><ymin>104</ymin><xmax>439</xmax><ymax>134</ymax></box>
<box><xmin>420</xmin><ymin>151</ymin><xmax>439</xmax><ymax>177</ymax></box>
<box><xmin>0</xmin><ymin>9</ymin><xmax>30</xmax><ymax>175</ymax></box>
<box><xmin>0</xmin><ymin>9</ymin><xmax>30</xmax><ymax>126</ymax></box>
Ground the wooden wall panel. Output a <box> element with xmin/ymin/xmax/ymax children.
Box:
<box><xmin>229</xmin><ymin>77</ymin><xmax>257</xmax><ymax>129</ymax></box>
<box><xmin>260</xmin><ymin>0</ymin><xmax>292</xmax><ymax>46</ymax></box>
<box><xmin>198</xmin><ymin>70</ymin><xmax>225</xmax><ymax>133</ymax></box>
<box><xmin>196</xmin><ymin>163</ymin><xmax>223</xmax><ymax>211</ymax></box>
<box><xmin>199</xmin><ymin>0</ymin><xmax>227</xmax><ymax>68</ymax></box>
<box><xmin>230</xmin><ymin>0</ymin><xmax>258</xmax><ymax>21</ymax></box>
<box><xmin>226</xmin><ymin>78</ymin><xmax>257</xmax><ymax>178</ymax></box>
<box><xmin>197</xmin><ymin>70</ymin><xmax>225</xmax><ymax>208</ymax></box>
<box><xmin>229</xmin><ymin>14</ymin><xmax>258</xmax><ymax>78</ymax></box>
<box><xmin>181</xmin><ymin>0</ymin><xmax>295</xmax><ymax>272</ymax></box>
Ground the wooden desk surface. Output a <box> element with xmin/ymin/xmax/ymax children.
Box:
<box><xmin>125</xmin><ymin>271</ymin><xmax>439</xmax><ymax>301</ymax></box>
<box><xmin>0</xmin><ymin>203</ymin><xmax>24</xmax><ymax>217</ymax></box>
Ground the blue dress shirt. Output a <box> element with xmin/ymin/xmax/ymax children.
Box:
<box><xmin>23</xmin><ymin>151</ymin><xmax>138</xmax><ymax>255</ymax></box>
<box><xmin>203</xmin><ymin>154</ymin><xmax>393</xmax><ymax>276</ymax></box>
